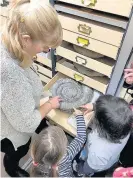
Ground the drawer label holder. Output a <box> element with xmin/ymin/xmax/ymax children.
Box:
<box><xmin>77</xmin><ymin>36</ymin><xmax>90</xmax><ymax>47</ymax></box>
<box><xmin>78</xmin><ymin>24</ymin><xmax>92</xmax><ymax>35</ymax></box>
<box><xmin>74</xmin><ymin>73</ymin><xmax>84</xmax><ymax>82</ymax></box>
<box><xmin>81</xmin><ymin>0</ymin><xmax>97</xmax><ymax>7</ymax></box>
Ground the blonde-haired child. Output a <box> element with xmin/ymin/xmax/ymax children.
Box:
<box><xmin>1</xmin><ymin>0</ymin><xmax>62</xmax><ymax>176</ymax></box>
<box><xmin>30</xmin><ymin>109</ymin><xmax>87</xmax><ymax>177</ymax></box>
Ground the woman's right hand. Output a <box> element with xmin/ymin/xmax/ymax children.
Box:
<box><xmin>48</xmin><ymin>96</ymin><xmax>62</xmax><ymax>109</ymax></box>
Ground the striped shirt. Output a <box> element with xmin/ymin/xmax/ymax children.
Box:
<box><xmin>58</xmin><ymin>114</ymin><xmax>86</xmax><ymax>177</ymax></box>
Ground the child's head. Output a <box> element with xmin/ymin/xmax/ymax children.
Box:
<box><xmin>30</xmin><ymin>126</ymin><xmax>67</xmax><ymax>177</ymax></box>
<box><xmin>2</xmin><ymin>0</ymin><xmax>62</xmax><ymax>67</ymax></box>
<box><xmin>94</xmin><ymin>95</ymin><xmax>133</xmax><ymax>143</ymax></box>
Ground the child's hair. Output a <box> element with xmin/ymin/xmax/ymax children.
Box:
<box><xmin>30</xmin><ymin>126</ymin><xmax>68</xmax><ymax>177</ymax></box>
<box><xmin>94</xmin><ymin>95</ymin><xmax>133</xmax><ymax>143</ymax></box>
<box><xmin>2</xmin><ymin>0</ymin><xmax>62</xmax><ymax>67</ymax></box>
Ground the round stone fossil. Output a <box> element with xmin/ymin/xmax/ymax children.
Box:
<box><xmin>50</xmin><ymin>78</ymin><xmax>94</xmax><ymax>112</ymax></box>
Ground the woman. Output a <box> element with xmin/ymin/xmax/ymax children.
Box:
<box><xmin>1</xmin><ymin>0</ymin><xmax>62</xmax><ymax>176</ymax></box>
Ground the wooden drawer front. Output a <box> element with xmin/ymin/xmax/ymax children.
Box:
<box><xmin>33</xmin><ymin>63</ymin><xmax>52</xmax><ymax>78</ymax></box>
<box><xmin>56</xmin><ymin>59</ymin><xmax>109</xmax><ymax>93</ymax></box>
<box><xmin>36</xmin><ymin>56</ymin><xmax>52</xmax><ymax>68</ymax></box>
<box><xmin>63</xmin><ymin>29</ymin><xmax>118</xmax><ymax>59</ymax></box>
<box><xmin>59</xmin><ymin>14</ymin><xmax>123</xmax><ymax>47</ymax></box>
<box><xmin>56</xmin><ymin>45</ymin><xmax>114</xmax><ymax>78</ymax></box>
<box><xmin>57</xmin><ymin>0</ymin><xmax>132</xmax><ymax>17</ymax></box>
<box><xmin>38</xmin><ymin>73</ymin><xmax>51</xmax><ymax>84</ymax></box>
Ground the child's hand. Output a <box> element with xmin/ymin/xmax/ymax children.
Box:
<box><xmin>80</xmin><ymin>103</ymin><xmax>94</xmax><ymax>115</ymax></box>
<box><xmin>124</xmin><ymin>62</ymin><xmax>133</xmax><ymax>85</ymax></box>
<box><xmin>73</xmin><ymin>108</ymin><xmax>83</xmax><ymax>116</ymax></box>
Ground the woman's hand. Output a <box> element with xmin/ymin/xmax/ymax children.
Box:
<box><xmin>124</xmin><ymin>62</ymin><xmax>133</xmax><ymax>85</ymax></box>
<box><xmin>48</xmin><ymin>96</ymin><xmax>62</xmax><ymax>109</ymax></box>
<box><xmin>39</xmin><ymin>96</ymin><xmax>62</xmax><ymax>119</ymax></box>
<box><xmin>80</xmin><ymin>103</ymin><xmax>93</xmax><ymax>115</ymax></box>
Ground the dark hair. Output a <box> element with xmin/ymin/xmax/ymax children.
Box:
<box><xmin>30</xmin><ymin>126</ymin><xmax>67</xmax><ymax>177</ymax></box>
<box><xmin>94</xmin><ymin>95</ymin><xmax>133</xmax><ymax>143</ymax></box>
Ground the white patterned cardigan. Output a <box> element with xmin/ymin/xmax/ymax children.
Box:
<box><xmin>1</xmin><ymin>42</ymin><xmax>44</xmax><ymax>150</ymax></box>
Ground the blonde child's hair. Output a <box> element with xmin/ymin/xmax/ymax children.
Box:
<box><xmin>2</xmin><ymin>0</ymin><xmax>62</xmax><ymax>67</ymax></box>
<box><xmin>30</xmin><ymin>126</ymin><xmax>68</xmax><ymax>177</ymax></box>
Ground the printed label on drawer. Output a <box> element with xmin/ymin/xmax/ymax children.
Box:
<box><xmin>74</xmin><ymin>73</ymin><xmax>84</xmax><ymax>82</ymax></box>
<box><xmin>82</xmin><ymin>0</ymin><xmax>97</xmax><ymax>7</ymax></box>
<box><xmin>77</xmin><ymin>37</ymin><xmax>90</xmax><ymax>47</ymax></box>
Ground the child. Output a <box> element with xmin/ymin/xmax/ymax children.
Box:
<box><xmin>30</xmin><ymin>109</ymin><xmax>86</xmax><ymax>177</ymax></box>
<box><xmin>78</xmin><ymin>95</ymin><xmax>133</xmax><ymax>176</ymax></box>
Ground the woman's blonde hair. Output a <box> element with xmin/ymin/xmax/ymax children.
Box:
<box><xmin>30</xmin><ymin>126</ymin><xmax>68</xmax><ymax>177</ymax></box>
<box><xmin>2</xmin><ymin>0</ymin><xmax>62</xmax><ymax>67</ymax></box>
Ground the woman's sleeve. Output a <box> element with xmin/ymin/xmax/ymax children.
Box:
<box><xmin>1</xmin><ymin>68</ymin><xmax>42</xmax><ymax>134</ymax></box>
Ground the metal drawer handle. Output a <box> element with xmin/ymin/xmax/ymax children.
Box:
<box><xmin>74</xmin><ymin>73</ymin><xmax>84</xmax><ymax>82</ymax></box>
<box><xmin>77</xmin><ymin>36</ymin><xmax>90</xmax><ymax>47</ymax></box>
<box><xmin>81</xmin><ymin>0</ymin><xmax>97</xmax><ymax>7</ymax></box>
<box><xmin>78</xmin><ymin>24</ymin><xmax>92</xmax><ymax>35</ymax></box>
<box><xmin>76</xmin><ymin>56</ymin><xmax>87</xmax><ymax>65</ymax></box>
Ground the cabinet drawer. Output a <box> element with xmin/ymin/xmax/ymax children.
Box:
<box><xmin>56</xmin><ymin>43</ymin><xmax>114</xmax><ymax>78</ymax></box>
<box><xmin>63</xmin><ymin>29</ymin><xmax>118</xmax><ymax>59</ymax></box>
<box><xmin>56</xmin><ymin>59</ymin><xmax>109</xmax><ymax>93</ymax></box>
<box><xmin>36</xmin><ymin>56</ymin><xmax>52</xmax><ymax>68</ymax></box>
<box><xmin>38</xmin><ymin>73</ymin><xmax>51</xmax><ymax>84</ymax></box>
<box><xmin>59</xmin><ymin>14</ymin><xmax>123</xmax><ymax>47</ymax></box>
<box><xmin>57</xmin><ymin>0</ymin><xmax>132</xmax><ymax>17</ymax></box>
<box><xmin>33</xmin><ymin>63</ymin><xmax>52</xmax><ymax>78</ymax></box>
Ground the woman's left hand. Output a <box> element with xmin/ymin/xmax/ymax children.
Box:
<box><xmin>124</xmin><ymin>62</ymin><xmax>133</xmax><ymax>85</ymax></box>
<box><xmin>49</xmin><ymin>96</ymin><xmax>62</xmax><ymax>109</ymax></box>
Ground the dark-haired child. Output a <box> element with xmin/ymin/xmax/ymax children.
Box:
<box><xmin>78</xmin><ymin>95</ymin><xmax>133</xmax><ymax>176</ymax></box>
